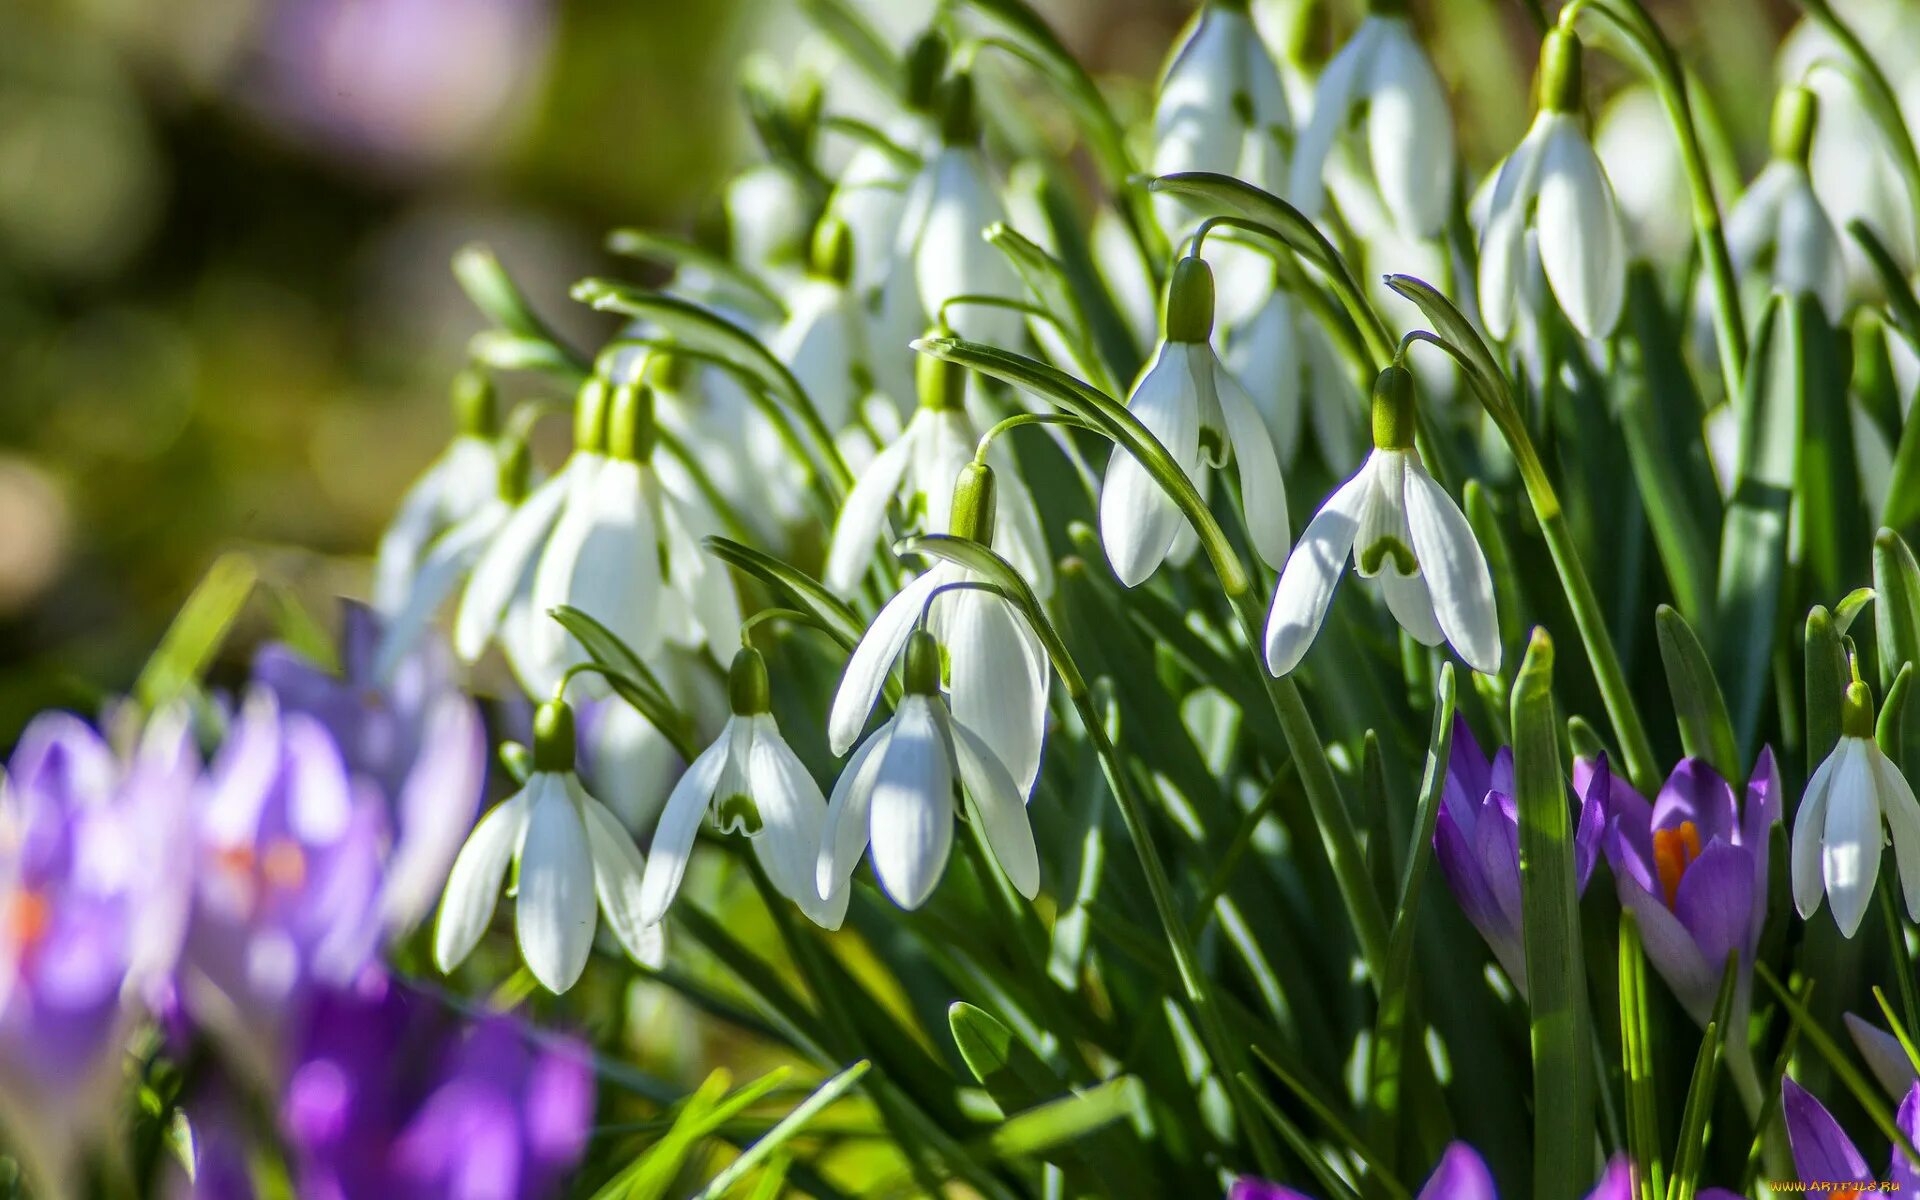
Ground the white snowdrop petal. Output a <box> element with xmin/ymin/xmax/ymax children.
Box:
<box><xmin>946</xmin><ymin>590</ymin><xmax>1050</xmax><ymax>796</ymax></box>
<box><xmin>1363</xmin><ymin>19</ymin><xmax>1455</xmax><ymax>238</ymax></box>
<box><xmin>372</xmin><ymin>504</ymin><xmax>503</xmax><ymax>686</ymax></box>
<box><xmin>432</xmin><ymin>788</ymin><xmax>530</xmax><ymax>972</ymax></box>
<box><xmin>746</xmin><ymin>717</ymin><xmax>846</xmax><ymax>930</ymax></box>
<box><xmin>1402</xmin><ymin>461</ymin><xmax>1501</xmax><ymax>674</ymax></box>
<box><xmin>577</xmin><ymin>784</ymin><xmax>662</xmax><ymax>969</ymax></box>
<box><xmin>516</xmin><ymin>776</ymin><xmax>599</xmax><ymax>993</ymax></box>
<box><xmin>913</xmin><ymin>149</ymin><xmax>1023</xmax><ymax>347</ymax></box>
<box><xmin>1823</xmin><ymin>742</ymin><xmax>1883</xmax><ymax>938</ymax></box>
<box><xmin>825</xmin><ymin>430</ymin><xmax>916</xmax><ymax>594</ymax></box>
<box><xmin>1223</xmin><ymin>290</ymin><xmax>1302</xmax><ymax>466</ymax></box>
<box><xmin>1264</xmin><ymin>462</ymin><xmax>1373</xmax><ymax>675</ymax></box>
<box><xmin>821</xmin><ymin>723</ymin><xmax>890</xmax><ymax>898</ymax></box>
<box><xmin>1793</xmin><ymin>746</ymin><xmax>1842</xmax><ymax>918</ymax></box>
<box><xmin>950</xmin><ymin>718</ymin><xmax>1040</xmax><ymax>900</ymax></box>
<box><xmin>375</xmin><ymin>457</ymin><xmax>453</xmax><ymax>616</ymax></box>
<box><xmin>1476</xmin><ymin>119</ymin><xmax>1551</xmax><ymax>341</ymax></box>
<box><xmin>1288</xmin><ymin>22</ymin><xmax>1376</xmax><ymax>221</ymax></box>
<box><xmin>1379</xmin><ymin>568</ymin><xmax>1445</xmax><ymax>647</ymax></box>
<box><xmin>585</xmin><ymin>701</ymin><xmax>682</xmax><ymax>833</ymax></box>
<box><xmin>989</xmin><ymin>461</ymin><xmax>1056</xmax><ymax>599</ymax></box>
<box><xmin>637</xmin><ymin>724</ymin><xmax>733</xmax><ymax>927</ymax></box>
<box><xmin>455</xmin><ymin>465</ymin><xmax>571</xmax><ymax>661</ymax></box>
<box><xmin>1723</xmin><ymin>162</ymin><xmax>1794</xmax><ymax>279</ymax></box>
<box><xmin>829</xmin><ymin>566</ymin><xmax>951</xmax><ymax>756</ymax></box>
<box><xmin>1535</xmin><ymin>119</ymin><xmax>1628</xmax><ymax>338</ymax></box>
<box><xmin>1871</xmin><ymin>747</ymin><xmax>1920</xmax><ymax>921</ymax></box>
<box><xmin>1774</xmin><ymin>173</ymin><xmax>1850</xmax><ymax>322</ymax></box>
<box><xmin>1212</xmin><ymin>358</ymin><xmax>1291</xmax><ymax>569</ymax></box>
<box><xmin>867</xmin><ymin>698</ymin><xmax>955</xmax><ymax>910</ymax></box>
<box><xmin>1099</xmin><ymin>343</ymin><xmax>1202</xmax><ymax>587</ymax></box>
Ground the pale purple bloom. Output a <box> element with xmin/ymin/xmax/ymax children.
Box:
<box><xmin>1782</xmin><ymin>1076</ymin><xmax>1920</xmax><ymax>1191</ymax></box>
<box><xmin>1588</xmin><ymin>750</ymin><xmax>1780</xmax><ymax>1025</ymax></box>
<box><xmin>253</xmin><ymin>602</ymin><xmax>488</xmax><ymax>934</ymax></box>
<box><xmin>1226</xmin><ymin>1144</ymin><xmax>1702</xmax><ymax>1199</ymax></box>
<box><xmin>179</xmin><ymin>692</ymin><xmax>389</xmax><ymax>1079</ymax></box>
<box><xmin>1431</xmin><ymin>716</ymin><xmax>1606</xmax><ymax>994</ymax></box>
<box><xmin>0</xmin><ymin>710</ymin><xmax>197</xmax><ymax>1188</ymax></box>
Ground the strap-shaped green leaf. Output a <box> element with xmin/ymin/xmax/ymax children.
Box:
<box><xmin>605</xmin><ymin>228</ymin><xmax>785</xmax><ymax>322</ymax></box>
<box><xmin>1654</xmin><ymin>605</ymin><xmax>1740</xmax><ymax>785</ymax></box>
<box><xmin>1875</xmin><ymin>529</ymin><xmax>1920</xmax><ymax>777</ymax></box>
<box><xmin>692</xmin><ymin>1061</ymin><xmax>871</xmax><ymax>1200</ymax></box>
<box><xmin>135</xmin><ymin>553</ymin><xmax>257</xmax><ymax>714</ymax></box>
<box><xmin>701</xmin><ymin>536</ymin><xmax>862</xmax><ymax>649</ymax></box>
<box><xmin>1511</xmin><ymin>629</ymin><xmax>1592</xmax><ymax>1200</ymax></box>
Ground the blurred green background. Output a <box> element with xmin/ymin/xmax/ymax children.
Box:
<box><xmin>0</xmin><ymin>0</ymin><xmax>1800</xmax><ymax>740</ymax></box>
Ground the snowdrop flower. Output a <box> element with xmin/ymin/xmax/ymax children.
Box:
<box><xmin>1478</xmin><ymin>29</ymin><xmax>1627</xmax><ymax>341</ymax></box>
<box><xmin>435</xmin><ymin>699</ymin><xmax>661</xmax><ymax>993</ymax></box>
<box><xmin>455</xmin><ymin>377</ymin><xmax>610</xmax><ymax>691</ymax></box>
<box><xmin>820</xmin><ymin>628</ymin><xmax>1040</xmax><ymax>910</ymax></box>
<box><xmin>1264</xmin><ymin>365</ymin><xmax>1499</xmax><ymax>676</ymax></box>
<box><xmin>1595</xmin><ymin>86</ymin><xmax>1692</xmax><ymax>269</ymax></box>
<box><xmin>1721</xmin><ymin>87</ymin><xmax>1848</xmax><ymax>322</ymax></box>
<box><xmin>831</xmin><ymin>461</ymin><xmax>1049</xmax><ymax>794</ymax></box>
<box><xmin>1221</xmin><ymin>277</ymin><xmax>1361</xmax><ymax>469</ymax></box>
<box><xmin>1151</xmin><ymin>0</ymin><xmax>1291</xmax><ymax>324</ymax></box>
<box><xmin>1289</xmin><ymin>0</ymin><xmax>1454</xmax><ymax>240</ymax></box>
<box><xmin>531</xmin><ymin>379</ymin><xmax>741</xmax><ymax>695</ymax></box>
<box><xmin>639</xmin><ymin>647</ymin><xmax>847</xmax><ymax>929</ymax></box>
<box><xmin>825</xmin><ymin>351</ymin><xmax>1051</xmax><ymax>596</ymax></box>
<box><xmin>1792</xmin><ymin>678</ymin><xmax>1920</xmax><ymax>937</ymax></box>
<box><xmin>771</xmin><ymin>219</ymin><xmax>872</xmax><ymax>432</ymax></box>
<box><xmin>890</xmin><ymin>72</ymin><xmax>1024</xmax><ymax>348</ymax></box>
<box><xmin>1098</xmin><ymin>255</ymin><xmax>1290</xmax><ymax>587</ymax></box>
<box><xmin>373</xmin><ymin>367</ymin><xmax>501</xmax><ymax>616</ymax></box>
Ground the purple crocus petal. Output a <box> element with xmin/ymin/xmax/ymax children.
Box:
<box><xmin>1672</xmin><ymin>838</ymin><xmax>1756</xmax><ymax>966</ymax></box>
<box><xmin>1782</xmin><ymin>1076</ymin><xmax>1872</xmax><ymax>1184</ymax></box>
<box><xmin>1845</xmin><ymin>1013</ymin><xmax>1920</xmax><ymax>1101</ymax></box>
<box><xmin>520</xmin><ymin>1031</ymin><xmax>593</xmax><ymax>1167</ymax></box>
<box><xmin>1654</xmin><ymin>759</ymin><xmax>1738</xmax><ymax>845</ymax></box>
<box><xmin>1228</xmin><ymin>1180</ymin><xmax>1315</xmax><ymax>1200</ymax></box>
<box><xmin>1573</xmin><ymin>756</ymin><xmax>1608</xmax><ymax>892</ymax></box>
<box><xmin>1606</xmin><ymin>817</ymin><xmax>1659</xmax><ymax>898</ymax></box>
<box><xmin>1415</xmin><ymin>1142</ymin><xmax>1497</xmax><ymax>1200</ymax></box>
<box><xmin>6</xmin><ymin>713</ymin><xmax>116</xmax><ymax>811</ymax></box>
<box><xmin>1893</xmin><ymin>1082</ymin><xmax>1920</xmax><ymax>1191</ymax></box>
<box><xmin>1442</xmin><ymin>714</ymin><xmax>1491</xmax><ymax>833</ymax></box>
<box><xmin>1472</xmin><ymin>804</ymin><xmax>1524</xmax><ymax>941</ymax></box>
<box><xmin>1695</xmin><ymin>1192</ymin><xmax>1745</xmax><ymax>1200</ymax></box>
<box><xmin>1581</xmin><ymin>1156</ymin><xmax>1632</xmax><ymax>1200</ymax></box>
<box><xmin>1618</xmin><ymin>881</ymin><xmax>1718</xmax><ymax>1023</ymax></box>
<box><xmin>1744</xmin><ymin>747</ymin><xmax>1782</xmax><ymax>842</ymax></box>
<box><xmin>339</xmin><ymin>601</ymin><xmax>381</xmax><ymax>685</ymax></box>
<box><xmin>1489</xmin><ymin>747</ymin><xmax>1514</xmax><ymax>797</ymax></box>
<box><xmin>1434</xmin><ymin>803</ymin><xmax>1505</xmax><ymax>937</ymax></box>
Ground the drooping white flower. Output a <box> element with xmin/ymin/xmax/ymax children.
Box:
<box><xmin>529</xmin><ymin>380</ymin><xmax>741</xmax><ymax>695</ymax></box>
<box><xmin>1265</xmin><ymin>365</ymin><xmax>1499</xmax><ymax>677</ymax></box>
<box><xmin>373</xmin><ymin>368</ymin><xmax>502</xmax><ymax>615</ymax></box>
<box><xmin>890</xmin><ymin>73</ymin><xmax>1024</xmax><ymax>348</ymax></box>
<box><xmin>1478</xmin><ymin>30</ymin><xmax>1627</xmax><ymax>341</ymax></box>
<box><xmin>1290</xmin><ymin>6</ymin><xmax>1454</xmax><ymax>240</ymax></box>
<box><xmin>1098</xmin><ymin>255</ymin><xmax>1290</xmax><ymax>588</ymax></box>
<box><xmin>434</xmin><ymin>700</ymin><xmax>662</xmax><ymax>993</ymax></box>
<box><xmin>770</xmin><ymin>220</ymin><xmax>872</xmax><ymax>432</ymax></box>
<box><xmin>1721</xmin><ymin>87</ymin><xmax>1849</xmax><ymax>322</ymax></box>
<box><xmin>726</xmin><ymin>161</ymin><xmax>813</xmax><ymax>290</ymax></box>
<box><xmin>824</xmin><ymin>354</ymin><xmax>1052</xmax><ymax>598</ymax></box>
<box><xmin>639</xmin><ymin>648</ymin><xmax>847</xmax><ymax>929</ymax></box>
<box><xmin>1793</xmin><ymin>680</ymin><xmax>1920</xmax><ymax>938</ymax></box>
<box><xmin>1594</xmin><ymin>86</ymin><xmax>1693</xmax><ymax>269</ymax></box>
<box><xmin>1221</xmin><ymin>279</ymin><xmax>1361</xmax><ymax>469</ymax></box>
<box><xmin>820</xmin><ymin>628</ymin><xmax>1040</xmax><ymax>910</ymax></box>
<box><xmin>831</xmin><ymin>461</ymin><xmax>1050</xmax><ymax>795</ymax></box>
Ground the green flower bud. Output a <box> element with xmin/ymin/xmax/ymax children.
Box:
<box><xmin>1842</xmin><ymin>679</ymin><xmax>1877</xmax><ymax>739</ymax></box>
<box><xmin>498</xmin><ymin>436</ymin><xmax>533</xmax><ymax>505</ymax></box>
<box><xmin>940</xmin><ymin>72</ymin><xmax>979</xmax><ymax>146</ymax></box>
<box><xmin>606</xmin><ymin>381</ymin><xmax>657</xmax><ymax>463</ymax></box>
<box><xmin>905</xmin><ymin>30</ymin><xmax>949</xmax><ymax>113</ymax></box>
<box><xmin>1539</xmin><ymin>29</ymin><xmax>1583</xmax><ymax>114</ymax></box>
<box><xmin>574</xmin><ymin>376</ymin><xmax>612</xmax><ymax>454</ymax></box>
<box><xmin>1165</xmin><ymin>256</ymin><xmax>1216</xmax><ymax>344</ymax></box>
<box><xmin>729</xmin><ymin>646</ymin><xmax>772</xmax><ymax>716</ymax></box>
<box><xmin>452</xmin><ymin>367</ymin><xmax>499</xmax><ymax>438</ymax></box>
<box><xmin>1370</xmin><ymin>365</ymin><xmax>1418</xmax><ymax>451</ymax></box>
<box><xmin>903</xmin><ymin>629</ymin><xmax>943</xmax><ymax>696</ymax></box>
<box><xmin>644</xmin><ymin>351</ymin><xmax>693</xmax><ymax>394</ymax></box>
<box><xmin>1771</xmin><ymin>86</ymin><xmax>1819</xmax><ymax>168</ymax></box>
<box><xmin>532</xmin><ymin>700</ymin><xmax>577</xmax><ymax>772</ymax></box>
<box><xmin>949</xmin><ymin>461</ymin><xmax>998</xmax><ymax>543</ymax></box>
<box><xmin>917</xmin><ymin>338</ymin><xmax>967</xmax><ymax>412</ymax></box>
<box><xmin>811</xmin><ymin>216</ymin><xmax>855</xmax><ymax>285</ymax></box>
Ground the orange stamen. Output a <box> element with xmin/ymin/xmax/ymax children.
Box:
<box><xmin>261</xmin><ymin>839</ymin><xmax>307</xmax><ymax>890</ymax></box>
<box><xmin>214</xmin><ymin>844</ymin><xmax>256</xmax><ymax>876</ymax></box>
<box><xmin>1651</xmin><ymin>821</ymin><xmax>1702</xmax><ymax>909</ymax></box>
<box><xmin>5</xmin><ymin>890</ymin><xmax>51</xmax><ymax>951</ymax></box>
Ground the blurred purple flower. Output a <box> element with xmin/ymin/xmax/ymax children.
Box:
<box><xmin>1587</xmin><ymin>750</ymin><xmax>1779</xmax><ymax>1026</ymax></box>
<box><xmin>1846</xmin><ymin>1012</ymin><xmax>1920</xmax><ymax>1100</ymax></box>
<box><xmin>179</xmin><ymin>691</ymin><xmax>388</xmax><ymax>1079</ymax></box>
<box><xmin>253</xmin><ymin>602</ymin><xmax>487</xmax><ymax>934</ymax></box>
<box><xmin>1781</xmin><ymin>1075</ymin><xmax>1920</xmax><ymax>1191</ymax></box>
<box><xmin>0</xmin><ymin>709</ymin><xmax>197</xmax><ymax>1190</ymax></box>
<box><xmin>1431</xmin><ymin>715</ymin><xmax>1605</xmax><ymax>994</ymax></box>
<box><xmin>1227</xmin><ymin>1144</ymin><xmax>1708</xmax><ymax>1199</ymax></box>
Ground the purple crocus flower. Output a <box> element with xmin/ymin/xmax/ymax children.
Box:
<box><xmin>252</xmin><ymin>602</ymin><xmax>487</xmax><ymax>936</ymax></box>
<box><xmin>1782</xmin><ymin>1076</ymin><xmax>1920</xmax><ymax>1192</ymax></box>
<box><xmin>1846</xmin><ymin>1012</ymin><xmax>1920</xmax><ymax>1100</ymax></box>
<box><xmin>1227</xmin><ymin>1145</ymin><xmax>1723</xmax><ymax>1200</ymax></box>
<box><xmin>1431</xmin><ymin>715</ymin><xmax>1606</xmax><ymax>994</ymax></box>
<box><xmin>1588</xmin><ymin>750</ymin><xmax>1780</xmax><ymax>1026</ymax></box>
<box><xmin>0</xmin><ymin>710</ymin><xmax>197</xmax><ymax>1192</ymax></box>
<box><xmin>179</xmin><ymin>691</ymin><xmax>389</xmax><ymax>1080</ymax></box>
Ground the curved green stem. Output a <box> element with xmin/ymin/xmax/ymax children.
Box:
<box><xmin>1563</xmin><ymin>0</ymin><xmax>1746</xmax><ymax>399</ymax></box>
<box><xmin>974</xmin><ymin>411</ymin><xmax>1101</xmax><ymax>462</ymax></box>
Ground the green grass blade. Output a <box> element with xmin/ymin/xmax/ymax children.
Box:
<box><xmin>1619</xmin><ymin>912</ymin><xmax>1664</xmax><ymax>1200</ymax></box>
<box><xmin>693</xmin><ymin>1062</ymin><xmax>871</xmax><ymax>1200</ymax></box>
<box><xmin>1665</xmin><ymin>955</ymin><xmax>1736</xmax><ymax>1200</ymax></box>
<box><xmin>1654</xmin><ymin>604</ymin><xmax>1740</xmax><ymax>784</ymax></box>
<box><xmin>134</xmin><ymin>552</ymin><xmax>256</xmax><ymax>714</ymax></box>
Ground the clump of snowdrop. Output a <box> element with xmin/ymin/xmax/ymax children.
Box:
<box><xmin>1478</xmin><ymin>28</ymin><xmax>1627</xmax><ymax>341</ymax></box>
<box><xmin>436</xmin><ymin>699</ymin><xmax>660</xmax><ymax>993</ymax></box>
<box><xmin>1265</xmin><ymin>364</ymin><xmax>1499</xmax><ymax>677</ymax></box>
<box><xmin>640</xmin><ymin>646</ymin><xmax>847</xmax><ymax>930</ymax></box>
<box><xmin>825</xmin><ymin>350</ymin><xmax>1050</xmax><ymax>596</ymax></box>
<box><xmin>1098</xmin><ymin>254</ymin><xmax>1290</xmax><ymax>587</ymax></box>
<box><xmin>1793</xmin><ymin>677</ymin><xmax>1920</xmax><ymax>938</ymax></box>
<box><xmin>820</xmin><ymin>627</ymin><xmax>1040</xmax><ymax>911</ymax></box>
<box><xmin>1289</xmin><ymin>0</ymin><xmax>1455</xmax><ymax>241</ymax></box>
<box><xmin>1722</xmin><ymin>86</ymin><xmax>1849</xmax><ymax>322</ymax></box>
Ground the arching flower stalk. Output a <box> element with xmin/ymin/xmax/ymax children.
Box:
<box><xmin>435</xmin><ymin>699</ymin><xmax>660</xmax><ymax>994</ymax></box>
<box><xmin>1265</xmin><ymin>365</ymin><xmax>1498</xmax><ymax>677</ymax></box>
<box><xmin>639</xmin><ymin>647</ymin><xmax>847</xmax><ymax>930</ymax></box>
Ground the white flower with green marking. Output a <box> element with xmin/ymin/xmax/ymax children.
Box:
<box><xmin>1793</xmin><ymin>680</ymin><xmax>1920</xmax><ymax>938</ymax></box>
